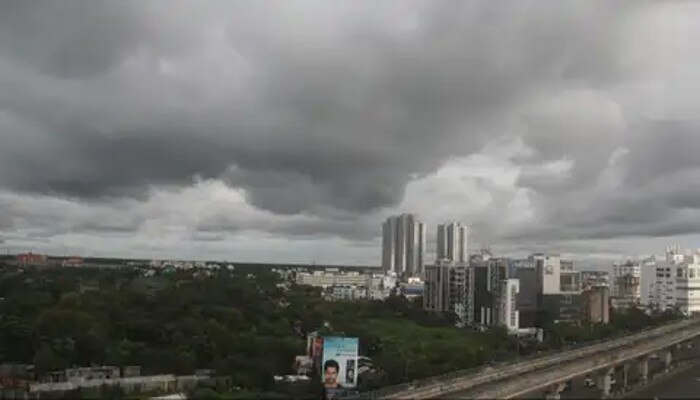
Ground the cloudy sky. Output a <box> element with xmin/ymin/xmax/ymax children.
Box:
<box><xmin>1</xmin><ymin>1</ymin><xmax>699</xmax><ymax>264</ymax></box>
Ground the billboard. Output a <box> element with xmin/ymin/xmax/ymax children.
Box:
<box><xmin>321</xmin><ymin>336</ymin><xmax>359</xmax><ymax>391</ymax></box>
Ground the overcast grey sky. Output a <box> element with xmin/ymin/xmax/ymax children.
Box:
<box><xmin>1</xmin><ymin>1</ymin><xmax>699</xmax><ymax>264</ymax></box>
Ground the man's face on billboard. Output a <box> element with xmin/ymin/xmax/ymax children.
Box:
<box><xmin>324</xmin><ymin>366</ymin><xmax>338</xmax><ymax>384</ymax></box>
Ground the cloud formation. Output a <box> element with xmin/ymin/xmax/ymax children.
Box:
<box><xmin>1</xmin><ymin>1</ymin><xmax>699</xmax><ymax>262</ymax></box>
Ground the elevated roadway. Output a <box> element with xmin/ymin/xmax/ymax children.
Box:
<box><xmin>355</xmin><ymin>317</ymin><xmax>700</xmax><ymax>399</ymax></box>
<box><xmin>455</xmin><ymin>319</ymin><xmax>700</xmax><ymax>398</ymax></box>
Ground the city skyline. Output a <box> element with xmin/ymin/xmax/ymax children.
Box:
<box><xmin>1</xmin><ymin>2</ymin><xmax>700</xmax><ymax>264</ymax></box>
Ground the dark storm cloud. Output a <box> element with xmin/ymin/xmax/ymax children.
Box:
<box><xmin>2</xmin><ymin>0</ymin><xmax>699</xmax><ymax>259</ymax></box>
<box><xmin>0</xmin><ymin>194</ymin><xmax>143</xmax><ymax>236</ymax></box>
<box><xmin>0</xmin><ymin>0</ymin><xmax>636</xmax><ymax>217</ymax></box>
<box><xmin>0</xmin><ymin>205</ymin><xmax>12</xmax><ymax>230</ymax></box>
<box><xmin>196</xmin><ymin>210</ymin><xmax>377</xmax><ymax>241</ymax></box>
<box><xmin>0</xmin><ymin>2</ymin><xmax>144</xmax><ymax>78</ymax></box>
<box><xmin>623</xmin><ymin>121</ymin><xmax>700</xmax><ymax>185</ymax></box>
<box><xmin>508</xmin><ymin>120</ymin><xmax>700</xmax><ymax>243</ymax></box>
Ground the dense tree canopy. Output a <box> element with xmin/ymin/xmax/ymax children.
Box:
<box><xmin>0</xmin><ymin>266</ymin><xmax>509</xmax><ymax>396</ymax></box>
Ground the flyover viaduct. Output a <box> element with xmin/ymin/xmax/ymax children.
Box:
<box><xmin>454</xmin><ymin>318</ymin><xmax>700</xmax><ymax>399</ymax></box>
<box><xmin>352</xmin><ymin>317</ymin><xmax>700</xmax><ymax>400</ymax></box>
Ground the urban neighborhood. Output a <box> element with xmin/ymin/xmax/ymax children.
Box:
<box><xmin>1</xmin><ymin>214</ymin><xmax>698</xmax><ymax>398</ymax></box>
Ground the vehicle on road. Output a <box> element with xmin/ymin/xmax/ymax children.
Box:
<box><xmin>584</xmin><ymin>376</ymin><xmax>595</xmax><ymax>387</ymax></box>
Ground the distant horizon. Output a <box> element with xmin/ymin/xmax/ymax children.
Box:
<box><xmin>2</xmin><ymin>247</ymin><xmax>658</xmax><ymax>274</ymax></box>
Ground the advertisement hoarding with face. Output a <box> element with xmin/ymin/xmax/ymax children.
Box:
<box><xmin>321</xmin><ymin>336</ymin><xmax>359</xmax><ymax>390</ymax></box>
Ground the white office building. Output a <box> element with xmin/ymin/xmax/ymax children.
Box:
<box><xmin>436</xmin><ymin>222</ymin><xmax>468</xmax><ymax>263</ymax></box>
<box><xmin>296</xmin><ymin>270</ymin><xmax>397</xmax><ymax>301</ymax></box>
<box><xmin>381</xmin><ymin>214</ymin><xmax>426</xmax><ymax>278</ymax></box>
<box><xmin>675</xmin><ymin>251</ymin><xmax>700</xmax><ymax>315</ymax></box>
<box><xmin>296</xmin><ymin>271</ymin><xmax>368</xmax><ymax>287</ymax></box>
<box><xmin>324</xmin><ymin>285</ymin><xmax>368</xmax><ymax>301</ymax></box>
<box><xmin>647</xmin><ymin>245</ymin><xmax>700</xmax><ymax>315</ymax></box>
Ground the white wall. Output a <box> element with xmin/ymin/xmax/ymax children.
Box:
<box><xmin>541</xmin><ymin>255</ymin><xmax>561</xmax><ymax>295</ymax></box>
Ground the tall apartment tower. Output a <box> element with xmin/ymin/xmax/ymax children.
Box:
<box><xmin>381</xmin><ymin>214</ymin><xmax>425</xmax><ymax>278</ymax></box>
<box><xmin>436</xmin><ymin>222</ymin><xmax>468</xmax><ymax>263</ymax></box>
<box><xmin>424</xmin><ymin>260</ymin><xmax>472</xmax><ymax>327</ymax></box>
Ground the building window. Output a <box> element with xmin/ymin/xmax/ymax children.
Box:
<box><xmin>678</xmin><ymin>268</ymin><xmax>684</xmax><ymax>278</ymax></box>
<box><xmin>691</xmin><ymin>268</ymin><xmax>697</xmax><ymax>279</ymax></box>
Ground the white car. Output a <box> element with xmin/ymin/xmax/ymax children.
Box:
<box><xmin>584</xmin><ymin>377</ymin><xmax>595</xmax><ymax>387</ymax></box>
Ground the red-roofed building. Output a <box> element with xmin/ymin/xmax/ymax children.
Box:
<box><xmin>16</xmin><ymin>253</ymin><xmax>48</xmax><ymax>266</ymax></box>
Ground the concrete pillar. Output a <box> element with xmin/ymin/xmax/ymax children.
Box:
<box><xmin>639</xmin><ymin>357</ymin><xmax>649</xmax><ymax>384</ymax></box>
<box><xmin>622</xmin><ymin>363</ymin><xmax>630</xmax><ymax>388</ymax></box>
<box><xmin>664</xmin><ymin>350</ymin><xmax>672</xmax><ymax>369</ymax></box>
<box><xmin>673</xmin><ymin>343</ymin><xmax>683</xmax><ymax>363</ymax></box>
<box><xmin>597</xmin><ymin>368</ymin><xmax>614</xmax><ymax>398</ymax></box>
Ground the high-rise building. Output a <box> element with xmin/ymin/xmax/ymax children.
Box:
<box><xmin>645</xmin><ymin>246</ymin><xmax>700</xmax><ymax>316</ymax></box>
<box><xmin>381</xmin><ymin>214</ymin><xmax>425</xmax><ymax>278</ymax></box>
<box><xmin>470</xmin><ymin>253</ymin><xmax>519</xmax><ymax>331</ymax></box>
<box><xmin>645</xmin><ymin>246</ymin><xmax>685</xmax><ymax>313</ymax></box>
<box><xmin>423</xmin><ymin>260</ymin><xmax>472</xmax><ymax>327</ymax></box>
<box><xmin>647</xmin><ymin>260</ymin><xmax>675</xmax><ymax>312</ymax></box>
<box><xmin>673</xmin><ymin>250</ymin><xmax>700</xmax><ymax>316</ymax></box>
<box><xmin>513</xmin><ymin>258</ymin><xmax>539</xmax><ymax>328</ymax></box>
<box><xmin>611</xmin><ymin>261</ymin><xmax>641</xmax><ymax>309</ymax></box>
<box><xmin>640</xmin><ymin>257</ymin><xmax>659</xmax><ymax>310</ymax></box>
<box><xmin>513</xmin><ymin>254</ymin><xmax>583</xmax><ymax>326</ymax></box>
<box><xmin>423</xmin><ymin>263</ymin><xmax>451</xmax><ymax>313</ymax></box>
<box><xmin>498</xmin><ymin>279</ymin><xmax>520</xmax><ymax>332</ymax></box>
<box><xmin>436</xmin><ymin>222</ymin><xmax>468</xmax><ymax>263</ymax></box>
<box><xmin>471</xmin><ymin>254</ymin><xmax>493</xmax><ymax>326</ymax></box>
